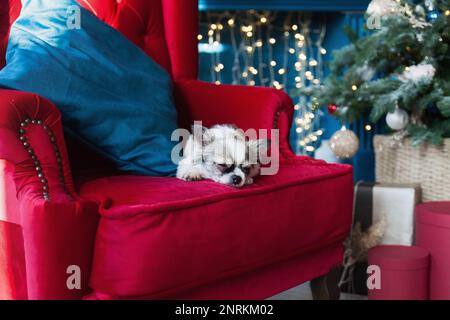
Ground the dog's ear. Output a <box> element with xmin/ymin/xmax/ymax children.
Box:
<box><xmin>247</xmin><ymin>138</ymin><xmax>270</xmax><ymax>163</ymax></box>
<box><xmin>226</xmin><ymin>124</ymin><xmax>239</xmax><ymax>130</ymax></box>
<box><xmin>233</xmin><ymin>128</ymin><xmax>246</xmax><ymax>141</ymax></box>
<box><xmin>248</xmin><ymin>139</ymin><xmax>270</xmax><ymax>151</ymax></box>
<box><xmin>192</xmin><ymin>123</ymin><xmax>214</xmax><ymax>146</ymax></box>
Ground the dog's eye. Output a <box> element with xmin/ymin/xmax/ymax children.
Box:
<box><xmin>217</xmin><ymin>163</ymin><xmax>235</xmax><ymax>173</ymax></box>
<box><xmin>217</xmin><ymin>164</ymin><xmax>229</xmax><ymax>170</ymax></box>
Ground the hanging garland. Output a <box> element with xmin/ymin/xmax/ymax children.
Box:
<box><xmin>198</xmin><ymin>11</ymin><xmax>328</xmax><ymax>155</ymax></box>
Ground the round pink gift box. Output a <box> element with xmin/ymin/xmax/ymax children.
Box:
<box><xmin>416</xmin><ymin>201</ymin><xmax>450</xmax><ymax>300</ymax></box>
<box><xmin>368</xmin><ymin>245</ymin><xmax>429</xmax><ymax>300</ymax></box>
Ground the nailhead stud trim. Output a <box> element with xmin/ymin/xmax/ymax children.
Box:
<box><xmin>273</xmin><ymin>110</ymin><xmax>281</xmax><ymax>129</ymax></box>
<box><xmin>19</xmin><ymin>118</ymin><xmax>67</xmax><ymax>201</ymax></box>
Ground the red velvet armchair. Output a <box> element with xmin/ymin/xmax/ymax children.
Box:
<box><xmin>0</xmin><ymin>0</ymin><xmax>353</xmax><ymax>300</ymax></box>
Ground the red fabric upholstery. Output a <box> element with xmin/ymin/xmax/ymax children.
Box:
<box><xmin>0</xmin><ymin>0</ymin><xmax>353</xmax><ymax>300</ymax></box>
<box><xmin>0</xmin><ymin>0</ymin><xmax>199</xmax><ymax>80</ymax></box>
<box><xmin>78</xmin><ymin>0</ymin><xmax>172</xmax><ymax>73</ymax></box>
<box><xmin>173</xmin><ymin>243</ymin><xmax>345</xmax><ymax>300</ymax></box>
<box><xmin>84</xmin><ymin>242</ymin><xmax>345</xmax><ymax>300</ymax></box>
<box><xmin>0</xmin><ymin>90</ymin><xmax>74</xmax><ymax>195</ymax></box>
<box><xmin>80</xmin><ymin>159</ymin><xmax>353</xmax><ymax>298</ymax></box>
<box><xmin>0</xmin><ymin>220</ymin><xmax>27</xmax><ymax>299</ymax></box>
<box><xmin>0</xmin><ymin>91</ymin><xmax>99</xmax><ymax>299</ymax></box>
<box><xmin>0</xmin><ymin>160</ymin><xmax>25</xmax><ymax>299</ymax></box>
<box><xmin>174</xmin><ymin>80</ymin><xmax>295</xmax><ymax>158</ymax></box>
<box><xmin>162</xmin><ymin>0</ymin><xmax>199</xmax><ymax>80</ymax></box>
<box><xmin>0</xmin><ymin>1</ymin><xmax>21</xmax><ymax>68</ymax></box>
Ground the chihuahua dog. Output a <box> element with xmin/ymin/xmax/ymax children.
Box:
<box><xmin>176</xmin><ymin>124</ymin><xmax>266</xmax><ymax>187</ymax></box>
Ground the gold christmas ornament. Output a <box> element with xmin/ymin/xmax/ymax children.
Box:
<box><xmin>330</xmin><ymin>126</ymin><xmax>360</xmax><ymax>159</ymax></box>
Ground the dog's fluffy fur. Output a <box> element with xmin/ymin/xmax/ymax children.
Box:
<box><xmin>176</xmin><ymin>124</ymin><xmax>265</xmax><ymax>187</ymax></box>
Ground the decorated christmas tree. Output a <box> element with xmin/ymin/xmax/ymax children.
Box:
<box><xmin>306</xmin><ymin>0</ymin><xmax>450</xmax><ymax>146</ymax></box>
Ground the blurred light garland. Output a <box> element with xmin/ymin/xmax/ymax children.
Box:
<box><xmin>199</xmin><ymin>11</ymin><xmax>326</xmax><ymax>155</ymax></box>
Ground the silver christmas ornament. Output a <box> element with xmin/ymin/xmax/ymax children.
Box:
<box><xmin>367</xmin><ymin>0</ymin><xmax>400</xmax><ymax>16</ymax></box>
<box><xmin>424</xmin><ymin>0</ymin><xmax>434</xmax><ymax>11</ymax></box>
<box><xmin>386</xmin><ymin>107</ymin><xmax>409</xmax><ymax>130</ymax></box>
<box><xmin>415</xmin><ymin>5</ymin><xmax>426</xmax><ymax>17</ymax></box>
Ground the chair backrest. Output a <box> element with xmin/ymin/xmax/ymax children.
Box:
<box><xmin>0</xmin><ymin>0</ymin><xmax>199</xmax><ymax>176</ymax></box>
<box><xmin>0</xmin><ymin>0</ymin><xmax>199</xmax><ymax>80</ymax></box>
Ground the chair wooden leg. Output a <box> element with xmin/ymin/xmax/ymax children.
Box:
<box><xmin>310</xmin><ymin>267</ymin><xmax>341</xmax><ymax>300</ymax></box>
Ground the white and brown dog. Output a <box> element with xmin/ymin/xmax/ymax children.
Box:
<box><xmin>176</xmin><ymin>124</ymin><xmax>267</xmax><ymax>187</ymax></box>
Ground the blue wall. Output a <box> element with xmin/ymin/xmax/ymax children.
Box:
<box><xmin>199</xmin><ymin>0</ymin><xmax>371</xmax><ymax>11</ymax></box>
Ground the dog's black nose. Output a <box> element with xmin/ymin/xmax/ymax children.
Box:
<box><xmin>232</xmin><ymin>175</ymin><xmax>242</xmax><ymax>185</ymax></box>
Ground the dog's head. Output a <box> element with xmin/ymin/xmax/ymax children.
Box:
<box><xmin>193</xmin><ymin>124</ymin><xmax>267</xmax><ymax>187</ymax></box>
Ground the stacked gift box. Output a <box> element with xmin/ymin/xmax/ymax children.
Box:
<box><xmin>341</xmin><ymin>182</ymin><xmax>450</xmax><ymax>299</ymax></box>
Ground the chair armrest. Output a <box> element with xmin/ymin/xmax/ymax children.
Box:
<box><xmin>0</xmin><ymin>89</ymin><xmax>74</xmax><ymax>199</ymax></box>
<box><xmin>0</xmin><ymin>89</ymin><xmax>99</xmax><ymax>299</ymax></box>
<box><xmin>174</xmin><ymin>80</ymin><xmax>296</xmax><ymax>158</ymax></box>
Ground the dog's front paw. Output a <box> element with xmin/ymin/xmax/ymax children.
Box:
<box><xmin>177</xmin><ymin>166</ymin><xmax>204</xmax><ymax>182</ymax></box>
<box><xmin>245</xmin><ymin>177</ymin><xmax>254</xmax><ymax>185</ymax></box>
<box><xmin>184</xmin><ymin>172</ymin><xmax>203</xmax><ymax>181</ymax></box>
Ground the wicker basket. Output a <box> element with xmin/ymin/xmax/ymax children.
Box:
<box><xmin>374</xmin><ymin>135</ymin><xmax>450</xmax><ymax>202</ymax></box>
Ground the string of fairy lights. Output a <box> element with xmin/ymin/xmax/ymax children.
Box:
<box><xmin>198</xmin><ymin>11</ymin><xmax>327</xmax><ymax>154</ymax></box>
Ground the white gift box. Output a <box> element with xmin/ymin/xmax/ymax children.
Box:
<box><xmin>353</xmin><ymin>182</ymin><xmax>422</xmax><ymax>246</ymax></box>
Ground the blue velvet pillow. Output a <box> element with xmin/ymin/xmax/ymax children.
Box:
<box><xmin>0</xmin><ymin>0</ymin><xmax>177</xmax><ymax>176</ymax></box>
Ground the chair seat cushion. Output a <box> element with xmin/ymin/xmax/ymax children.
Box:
<box><xmin>79</xmin><ymin>158</ymin><xmax>353</xmax><ymax>298</ymax></box>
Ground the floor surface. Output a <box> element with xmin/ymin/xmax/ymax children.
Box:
<box><xmin>269</xmin><ymin>282</ymin><xmax>367</xmax><ymax>300</ymax></box>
